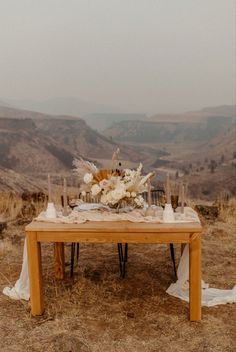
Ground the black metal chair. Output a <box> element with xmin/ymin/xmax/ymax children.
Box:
<box><xmin>65</xmin><ymin>193</ymin><xmax>124</xmax><ymax>278</ymax></box>
<box><xmin>117</xmin><ymin>243</ymin><xmax>128</xmax><ymax>278</ymax></box>
<box><xmin>67</xmin><ymin>189</ymin><xmax>177</xmax><ymax>279</ymax></box>
<box><xmin>144</xmin><ymin>189</ymin><xmax>177</xmax><ymax>278</ymax></box>
<box><xmin>119</xmin><ymin>189</ymin><xmax>177</xmax><ymax>278</ymax></box>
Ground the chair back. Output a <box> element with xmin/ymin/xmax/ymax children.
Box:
<box><xmin>142</xmin><ymin>189</ymin><xmax>165</xmax><ymax>206</ymax></box>
<box><xmin>79</xmin><ymin>192</ymin><xmax>100</xmax><ymax>204</ymax></box>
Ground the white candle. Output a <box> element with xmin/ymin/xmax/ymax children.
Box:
<box><xmin>63</xmin><ymin>178</ymin><xmax>68</xmax><ymax>216</ymax></box>
<box><xmin>166</xmin><ymin>173</ymin><xmax>171</xmax><ymax>204</ymax></box>
<box><xmin>181</xmin><ymin>183</ymin><xmax>185</xmax><ymax>214</ymax></box>
<box><xmin>48</xmin><ymin>174</ymin><xmax>52</xmax><ymax>203</ymax></box>
<box><xmin>147</xmin><ymin>178</ymin><xmax>152</xmax><ymax>206</ymax></box>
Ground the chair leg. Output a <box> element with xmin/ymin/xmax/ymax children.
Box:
<box><xmin>70</xmin><ymin>243</ymin><xmax>80</xmax><ymax>278</ymax></box>
<box><xmin>121</xmin><ymin>243</ymin><xmax>128</xmax><ymax>278</ymax></box>
<box><xmin>117</xmin><ymin>243</ymin><xmax>128</xmax><ymax>278</ymax></box>
<box><xmin>70</xmin><ymin>243</ymin><xmax>75</xmax><ymax>278</ymax></box>
<box><xmin>122</xmin><ymin>258</ymin><xmax>126</xmax><ymax>278</ymax></box>
<box><xmin>124</xmin><ymin>243</ymin><xmax>128</xmax><ymax>262</ymax></box>
<box><xmin>169</xmin><ymin>244</ymin><xmax>177</xmax><ymax>278</ymax></box>
<box><xmin>76</xmin><ymin>243</ymin><xmax>80</xmax><ymax>262</ymax></box>
<box><xmin>117</xmin><ymin>243</ymin><xmax>123</xmax><ymax>277</ymax></box>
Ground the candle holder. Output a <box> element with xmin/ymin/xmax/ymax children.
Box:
<box><xmin>163</xmin><ymin>203</ymin><xmax>175</xmax><ymax>222</ymax></box>
<box><xmin>45</xmin><ymin>202</ymin><xmax>57</xmax><ymax>219</ymax></box>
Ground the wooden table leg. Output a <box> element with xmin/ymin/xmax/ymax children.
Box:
<box><xmin>189</xmin><ymin>233</ymin><xmax>202</xmax><ymax>321</ymax></box>
<box><xmin>26</xmin><ymin>231</ymin><xmax>44</xmax><ymax>316</ymax></box>
<box><xmin>54</xmin><ymin>242</ymin><xmax>65</xmax><ymax>280</ymax></box>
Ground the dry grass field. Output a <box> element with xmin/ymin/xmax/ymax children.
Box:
<box><xmin>0</xmin><ymin>197</ymin><xmax>236</xmax><ymax>351</ymax></box>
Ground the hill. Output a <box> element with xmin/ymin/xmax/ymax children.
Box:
<box><xmin>171</xmin><ymin>123</ymin><xmax>236</xmax><ymax>165</ymax></box>
<box><xmin>0</xmin><ymin>105</ymin><xmax>79</xmax><ymax>120</ymax></box>
<box><xmin>203</xmin><ymin>124</ymin><xmax>236</xmax><ymax>160</ymax></box>
<box><xmin>103</xmin><ymin>118</ymin><xmax>234</xmax><ymax>143</ymax></box>
<box><xmin>0</xmin><ymin>167</ymin><xmax>43</xmax><ymax>193</ymax></box>
<box><xmin>0</xmin><ymin>106</ymin><xmax>145</xmax><ymax>191</ymax></box>
<box><xmin>148</xmin><ymin>105</ymin><xmax>236</xmax><ymax>122</ymax></box>
<box><xmin>84</xmin><ymin>113</ymin><xmax>146</xmax><ymax>132</ymax></box>
<box><xmin>103</xmin><ymin>105</ymin><xmax>235</xmax><ymax>143</ymax></box>
<box><xmin>2</xmin><ymin>96</ymin><xmax>122</xmax><ymax>117</ymax></box>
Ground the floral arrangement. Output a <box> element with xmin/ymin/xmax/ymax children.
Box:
<box><xmin>73</xmin><ymin>155</ymin><xmax>153</xmax><ymax>209</ymax></box>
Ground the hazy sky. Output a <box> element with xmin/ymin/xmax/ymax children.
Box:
<box><xmin>0</xmin><ymin>0</ymin><xmax>235</xmax><ymax>113</ymax></box>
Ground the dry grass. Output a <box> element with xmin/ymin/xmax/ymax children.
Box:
<box><xmin>0</xmin><ymin>192</ymin><xmax>23</xmax><ymax>222</ymax></box>
<box><xmin>0</xmin><ymin>188</ymin><xmax>79</xmax><ymax>223</ymax></box>
<box><xmin>218</xmin><ymin>197</ymin><xmax>236</xmax><ymax>225</ymax></box>
<box><xmin>0</xmin><ymin>214</ymin><xmax>236</xmax><ymax>351</ymax></box>
<box><xmin>0</xmin><ymin>192</ymin><xmax>47</xmax><ymax>222</ymax></box>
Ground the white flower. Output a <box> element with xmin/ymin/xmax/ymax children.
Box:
<box><xmin>83</xmin><ymin>173</ymin><xmax>93</xmax><ymax>184</ymax></box>
<box><xmin>91</xmin><ymin>184</ymin><xmax>101</xmax><ymax>196</ymax></box>
<box><xmin>101</xmin><ymin>194</ymin><xmax>108</xmax><ymax>205</ymax></box>
<box><xmin>111</xmin><ymin>185</ymin><xmax>126</xmax><ymax>201</ymax></box>
<box><xmin>78</xmin><ymin>160</ymin><xmax>153</xmax><ymax>208</ymax></box>
<box><xmin>106</xmin><ymin>192</ymin><xmax>115</xmax><ymax>204</ymax></box>
<box><xmin>99</xmin><ymin>179</ymin><xmax>109</xmax><ymax>188</ymax></box>
<box><xmin>134</xmin><ymin>195</ymin><xmax>145</xmax><ymax>208</ymax></box>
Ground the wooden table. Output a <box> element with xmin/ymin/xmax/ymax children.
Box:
<box><xmin>25</xmin><ymin>221</ymin><xmax>202</xmax><ymax>321</ymax></box>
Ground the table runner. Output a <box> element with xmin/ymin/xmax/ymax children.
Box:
<box><xmin>35</xmin><ymin>206</ymin><xmax>200</xmax><ymax>224</ymax></box>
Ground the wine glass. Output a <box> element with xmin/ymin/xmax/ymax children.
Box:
<box><xmin>171</xmin><ymin>194</ymin><xmax>179</xmax><ymax>212</ymax></box>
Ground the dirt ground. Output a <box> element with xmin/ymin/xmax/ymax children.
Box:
<box><xmin>0</xmin><ymin>219</ymin><xmax>235</xmax><ymax>352</ymax></box>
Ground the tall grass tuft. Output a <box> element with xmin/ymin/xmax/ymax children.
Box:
<box><xmin>0</xmin><ymin>187</ymin><xmax>79</xmax><ymax>222</ymax></box>
<box><xmin>218</xmin><ymin>196</ymin><xmax>236</xmax><ymax>225</ymax></box>
<box><xmin>0</xmin><ymin>192</ymin><xmax>23</xmax><ymax>221</ymax></box>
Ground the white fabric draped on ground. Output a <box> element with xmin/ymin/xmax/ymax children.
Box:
<box><xmin>2</xmin><ymin>238</ymin><xmax>29</xmax><ymax>300</ymax></box>
<box><xmin>166</xmin><ymin>244</ymin><xmax>236</xmax><ymax>306</ymax></box>
<box><xmin>2</xmin><ymin>207</ymin><xmax>236</xmax><ymax>306</ymax></box>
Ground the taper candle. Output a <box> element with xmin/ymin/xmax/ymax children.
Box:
<box><xmin>48</xmin><ymin>174</ymin><xmax>52</xmax><ymax>203</ymax></box>
<box><xmin>181</xmin><ymin>183</ymin><xmax>185</xmax><ymax>214</ymax></box>
<box><xmin>63</xmin><ymin>178</ymin><xmax>68</xmax><ymax>216</ymax></box>
<box><xmin>166</xmin><ymin>173</ymin><xmax>171</xmax><ymax>204</ymax></box>
<box><xmin>147</xmin><ymin>178</ymin><xmax>152</xmax><ymax>206</ymax></box>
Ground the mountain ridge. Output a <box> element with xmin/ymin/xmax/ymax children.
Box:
<box><xmin>103</xmin><ymin>105</ymin><xmax>235</xmax><ymax>143</ymax></box>
<box><xmin>0</xmin><ymin>106</ymin><xmax>143</xmax><ymax>181</ymax></box>
<box><xmin>2</xmin><ymin>96</ymin><xmax>123</xmax><ymax>117</ymax></box>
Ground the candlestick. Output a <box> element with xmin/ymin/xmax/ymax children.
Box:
<box><xmin>163</xmin><ymin>203</ymin><xmax>175</xmax><ymax>222</ymax></box>
<box><xmin>147</xmin><ymin>178</ymin><xmax>152</xmax><ymax>206</ymax></box>
<box><xmin>180</xmin><ymin>183</ymin><xmax>185</xmax><ymax>214</ymax></box>
<box><xmin>48</xmin><ymin>174</ymin><xmax>52</xmax><ymax>203</ymax></box>
<box><xmin>45</xmin><ymin>202</ymin><xmax>57</xmax><ymax>219</ymax></box>
<box><xmin>63</xmin><ymin>178</ymin><xmax>68</xmax><ymax>216</ymax></box>
<box><xmin>166</xmin><ymin>173</ymin><xmax>171</xmax><ymax>204</ymax></box>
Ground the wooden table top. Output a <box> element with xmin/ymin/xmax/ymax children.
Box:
<box><xmin>26</xmin><ymin>220</ymin><xmax>202</xmax><ymax>233</ymax></box>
